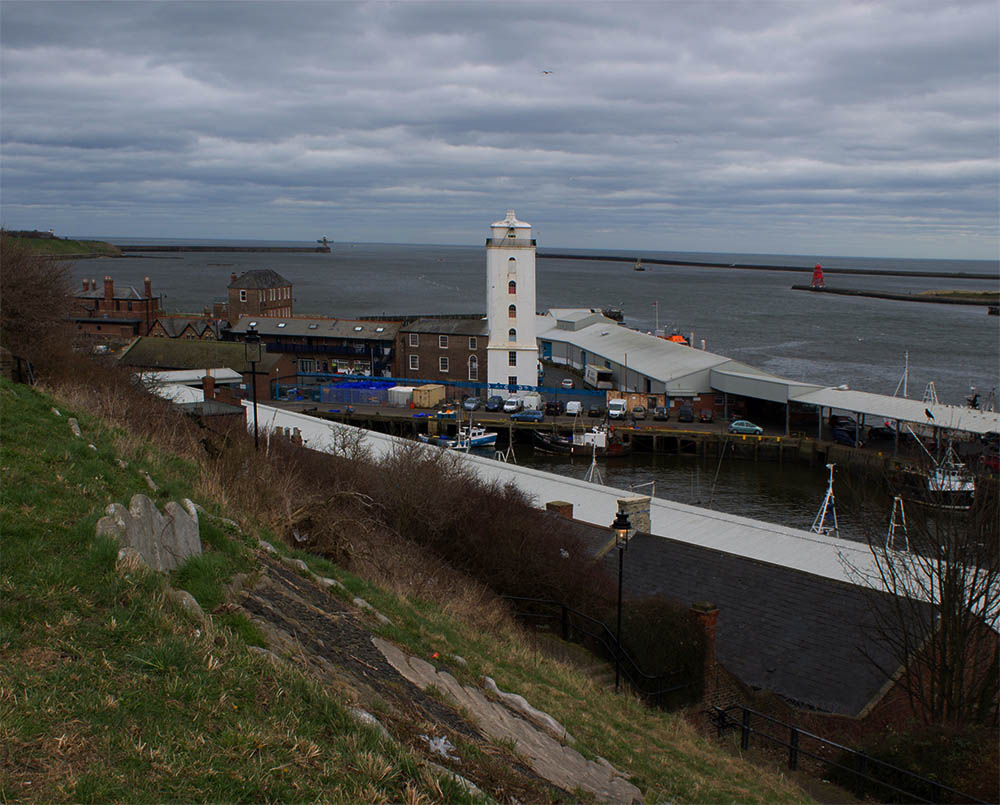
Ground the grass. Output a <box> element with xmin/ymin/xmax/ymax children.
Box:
<box><xmin>1</xmin><ymin>376</ymin><xmax>810</xmax><ymax>802</ymax></box>
<box><xmin>6</xmin><ymin>236</ymin><xmax>121</xmax><ymax>257</ymax></box>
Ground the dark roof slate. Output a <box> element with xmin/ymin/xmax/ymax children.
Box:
<box><xmin>401</xmin><ymin>317</ymin><xmax>489</xmax><ymax>336</ymax></box>
<box><xmin>228</xmin><ymin>270</ymin><xmax>291</xmax><ymax>289</ymax></box>
<box><xmin>117</xmin><ymin>336</ymin><xmax>281</xmax><ymax>372</ymax></box>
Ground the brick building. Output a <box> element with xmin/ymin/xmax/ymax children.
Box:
<box><xmin>72</xmin><ymin>276</ymin><xmax>161</xmax><ymax>338</ymax></box>
<box><xmin>225</xmin><ymin>270</ymin><xmax>292</xmax><ymax>319</ymax></box>
<box><xmin>396</xmin><ymin>316</ymin><xmax>489</xmax><ymax>384</ymax></box>
<box><xmin>148</xmin><ymin>317</ymin><xmax>225</xmax><ymax>340</ymax></box>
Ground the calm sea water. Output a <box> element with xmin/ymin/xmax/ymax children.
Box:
<box><xmin>69</xmin><ymin>238</ymin><xmax>999</xmax><ymax>539</ymax></box>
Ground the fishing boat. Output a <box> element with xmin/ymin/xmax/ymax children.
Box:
<box><xmin>419</xmin><ymin>424</ymin><xmax>497</xmax><ymax>450</ymax></box>
<box><xmin>532</xmin><ymin>426</ymin><xmax>631</xmax><ymax>457</ymax></box>
<box><xmin>897</xmin><ymin>444</ymin><xmax>976</xmax><ymax>510</ymax></box>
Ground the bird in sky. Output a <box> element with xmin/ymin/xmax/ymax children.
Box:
<box><xmin>541</xmin><ymin>70</ymin><xmax>553</xmax><ymax>74</ymax></box>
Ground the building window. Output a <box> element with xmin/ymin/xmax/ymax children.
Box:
<box><xmin>468</xmin><ymin>336</ymin><xmax>477</xmax><ymax>350</ymax></box>
<box><xmin>468</xmin><ymin>355</ymin><xmax>478</xmax><ymax>380</ymax></box>
<box><xmin>439</xmin><ymin>356</ymin><xmax>449</xmax><ymax>373</ymax></box>
<box><xmin>508</xmin><ymin>328</ymin><xmax>516</xmax><ymax>341</ymax></box>
<box><xmin>507</xmin><ymin>257</ymin><xmax>516</xmax><ymax>274</ymax></box>
<box><xmin>508</xmin><ymin>279</ymin><xmax>516</xmax><ymax>294</ymax></box>
<box><xmin>409</xmin><ymin>354</ymin><xmax>419</xmax><ymax>371</ymax></box>
<box><xmin>239</xmin><ymin>290</ymin><xmax>247</xmax><ymax>302</ymax></box>
<box><xmin>439</xmin><ymin>335</ymin><xmax>449</xmax><ymax>349</ymax></box>
<box><xmin>508</xmin><ymin>351</ymin><xmax>517</xmax><ymax>367</ymax></box>
<box><xmin>300</xmin><ymin>359</ymin><xmax>315</xmax><ymax>372</ymax></box>
<box><xmin>508</xmin><ymin>304</ymin><xmax>516</xmax><ymax>319</ymax></box>
<box><xmin>508</xmin><ymin>375</ymin><xmax>517</xmax><ymax>386</ymax></box>
<box><xmin>409</xmin><ymin>333</ymin><xmax>419</xmax><ymax>347</ymax></box>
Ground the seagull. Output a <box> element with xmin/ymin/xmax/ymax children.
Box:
<box><xmin>925</xmin><ymin>408</ymin><xmax>935</xmax><ymax>421</ymax></box>
<box><xmin>541</xmin><ymin>70</ymin><xmax>553</xmax><ymax>75</ymax></box>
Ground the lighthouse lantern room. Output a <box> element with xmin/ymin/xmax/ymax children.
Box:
<box><xmin>486</xmin><ymin>210</ymin><xmax>539</xmax><ymax>395</ymax></box>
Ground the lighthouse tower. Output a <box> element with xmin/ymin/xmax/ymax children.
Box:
<box><xmin>486</xmin><ymin>210</ymin><xmax>539</xmax><ymax>395</ymax></box>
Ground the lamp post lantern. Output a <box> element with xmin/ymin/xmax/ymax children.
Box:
<box><xmin>612</xmin><ymin>510</ymin><xmax>632</xmax><ymax>692</ymax></box>
<box><xmin>244</xmin><ymin>322</ymin><xmax>262</xmax><ymax>450</ymax></box>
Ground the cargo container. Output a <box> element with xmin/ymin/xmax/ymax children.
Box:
<box><xmin>412</xmin><ymin>383</ymin><xmax>446</xmax><ymax>409</ymax></box>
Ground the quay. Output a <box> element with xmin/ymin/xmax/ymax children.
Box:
<box><xmin>538</xmin><ymin>252</ymin><xmax>997</xmax><ymax>280</ymax></box>
<box><xmin>791</xmin><ymin>284</ymin><xmax>999</xmax><ymax>307</ymax></box>
<box><xmin>118</xmin><ymin>244</ymin><xmax>331</xmax><ymax>253</ymax></box>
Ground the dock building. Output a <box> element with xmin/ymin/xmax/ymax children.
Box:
<box><xmin>396</xmin><ymin>316</ymin><xmax>488</xmax><ymax>383</ymax></box>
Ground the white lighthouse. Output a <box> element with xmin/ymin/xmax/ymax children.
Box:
<box><xmin>486</xmin><ymin>210</ymin><xmax>539</xmax><ymax>395</ymax></box>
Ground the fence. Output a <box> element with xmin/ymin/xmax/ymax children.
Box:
<box><xmin>709</xmin><ymin>705</ymin><xmax>987</xmax><ymax>804</ymax></box>
<box><xmin>502</xmin><ymin>595</ymin><xmax>698</xmax><ymax>710</ymax></box>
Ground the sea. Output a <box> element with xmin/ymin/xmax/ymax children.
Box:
<box><xmin>68</xmin><ymin>238</ymin><xmax>1000</xmax><ymax>541</ymax></box>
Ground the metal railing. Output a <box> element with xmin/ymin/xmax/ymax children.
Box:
<box><xmin>710</xmin><ymin>705</ymin><xmax>987</xmax><ymax>804</ymax></box>
<box><xmin>502</xmin><ymin>595</ymin><xmax>698</xmax><ymax>710</ymax></box>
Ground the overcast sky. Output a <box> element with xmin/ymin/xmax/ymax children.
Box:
<box><xmin>2</xmin><ymin>1</ymin><xmax>998</xmax><ymax>259</ymax></box>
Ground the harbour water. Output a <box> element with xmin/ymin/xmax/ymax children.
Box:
<box><xmin>69</xmin><ymin>238</ymin><xmax>998</xmax><ymax>541</ymax></box>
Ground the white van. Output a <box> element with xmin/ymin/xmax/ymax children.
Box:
<box><xmin>608</xmin><ymin>399</ymin><xmax>628</xmax><ymax>420</ymax></box>
<box><xmin>565</xmin><ymin>400</ymin><xmax>583</xmax><ymax>416</ymax></box>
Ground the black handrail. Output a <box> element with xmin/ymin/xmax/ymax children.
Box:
<box><xmin>501</xmin><ymin>595</ymin><xmax>697</xmax><ymax>708</ymax></box>
<box><xmin>710</xmin><ymin>705</ymin><xmax>987</xmax><ymax>804</ymax></box>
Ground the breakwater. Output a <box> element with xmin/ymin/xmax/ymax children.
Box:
<box><xmin>538</xmin><ymin>252</ymin><xmax>997</xmax><ymax>280</ymax></box>
<box><xmin>118</xmin><ymin>245</ymin><xmax>331</xmax><ymax>253</ymax></box>
<box><xmin>791</xmin><ymin>285</ymin><xmax>998</xmax><ymax>307</ymax></box>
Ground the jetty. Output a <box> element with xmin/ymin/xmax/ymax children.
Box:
<box><xmin>791</xmin><ymin>285</ymin><xmax>999</xmax><ymax>307</ymax></box>
<box><xmin>118</xmin><ymin>244</ymin><xmax>331</xmax><ymax>254</ymax></box>
<box><xmin>538</xmin><ymin>252</ymin><xmax>997</xmax><ymax>281</ymax></box>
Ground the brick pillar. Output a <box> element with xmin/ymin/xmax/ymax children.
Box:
<box><xmin>202</xmin><ymin>373</ymin><xmax>216</xmax><ymax>401</ymax></box>
<box><xmin>546</xmin><ymin>500</ymin><xmax>573</xmax><ymax>519</ymax></box>
<box><xmin>616</xmin><ymin>495</ymin><xmax>651</xmax><ymax>533</ymax></box>
<box><xmin>691</xmin><ymin>601</ymin><xmax>719</xmax><ymax>703</ymax></box>
<box><xmin>103</xmin><ymin>276</ymin><xmax>114</xmax><ymax>301</ymax></box>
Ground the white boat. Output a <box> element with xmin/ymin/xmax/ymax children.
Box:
<box><xmin>925</xmin><ymin>453</ymin><xmax>975</xmax><ymax>510</ymax></box>
<box><xmin>418</xmin><ymin>425</ymin><xmax>497</xmax><ymax>450</ymax></box>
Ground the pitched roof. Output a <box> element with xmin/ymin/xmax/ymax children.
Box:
<box><xmin>229</xmin><ymin>315</ymin><xmax>400</xmax><ymax>340</ymax></box>
<box><xmin>153</xmin><ymin>318</ymin><xmax>224</xmax><ymax>338</ymax></box>
<box><xmin>117</xmin><ymin>336</ymin><xmax>281</xmax><ymax>372</ymax></box>
<box><xmin>228</xmin><ymin>270</ymin><xmax>291</xmax><ymax>289</ymax></box>
<box><xmin>401</xmin><ymin>317</ymin><xmax>489</xmax><ymax>336</ymax></box>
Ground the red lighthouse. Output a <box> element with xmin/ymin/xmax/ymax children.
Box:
<box><xmin>811</xmin><ymin>263</ymin><xmax>825</xmax><ymax>289</ymax></box>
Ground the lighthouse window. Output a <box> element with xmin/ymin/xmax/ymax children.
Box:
<box><xmin>508</xmin><ymin>304</ymin><xmax>516</xmax><ymax>319</ymax></box>
<box><xmin>508</xmin><ymin>280</ymin><xmax>516</xmax><ymax>294</ymax></box>
<box><xmin>508</xmin><ymin>351</ymin><xmax>517</xmax><ymax>367</ymax></box>
<box><xmin>507</xmin><ymin>257</ymin><xmax>516</xmax><ymax>274</ymax></box>
<box><xmin>508</xmin><ymin>328</ymin><xmax>516</xmax><ymax>341</ymax></box>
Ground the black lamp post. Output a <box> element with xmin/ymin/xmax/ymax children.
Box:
<box><xmin>612</xmin><ymin>510</ymin><xmax>632</xmax><ymax>692</ymax></box>
<box><xmin>244</xmin><ymin>322</ymin><xmax>262</xmax><ymax>450</ymax></box>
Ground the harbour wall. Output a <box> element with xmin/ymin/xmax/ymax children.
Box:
<box><xmin>537</xmin><ymin>252</ymin><xmax>997</xmax><ymax>281</ymax></box>
<box><xmin>790</xmin><ymin>285</ymin><xmax>998</xmax><ymax>307</ymax></box>
<box><xmin>118</xmin><ymin>245</ymin><xmax>331</xmax><ymax>253</ymax></box>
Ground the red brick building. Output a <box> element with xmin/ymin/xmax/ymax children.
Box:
<box><xmin>72</xmin><ymin>276</ymin><xmax>161</xmax><ymax>338</ymax></box>
<box><xmin>148</xmin><ymin>317</ymin><xmax>225</xmax><ymax>340</ymax></box>
<box><xmin>225</xmin><ymin>270</ymin><xmax>292</xmax><ymax>320</ymax></box>
<box><xmin>396</xmin><ymin>317</ymin><xmax>489</xmax><ymax>384</ymax></box>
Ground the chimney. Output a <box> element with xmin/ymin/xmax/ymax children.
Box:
<box><xmin>546</xmin><ymin>500</ymin><xmax>574</xmax><ymax>519</ymax></box>
<box><xmin>691</xmin><ymin>601</ymin><xmax>719</xmax><ymax>701</ymax></box>
<box><xmin>144</xmin><ymin>276</ymin><xmax>152</xmax><ymax>299</ymax></box>
<box><xmin>230</xmin><ymin>272</ymin><xmax>238</xmax><ymax>285</ymax></box>
<box><xmin>202</xmin><ymin>372</ymin><xmax>216</xmax><ymax>401</ymax></box>
<box><xmin>103</xmin><ymin>276</ymin><xmax>113</xmax><ymax>301</ymax></box>
<box><xmin>91</xmin><ymin>278</ymin><xmax>97</xmax><ymax>291</ymax></box>
<box><xmin>82</xmin><ymin>279</ymin><xmax>89</xmax><ymax>292</ymax></box>
<box><xmin>616</xmin><ymin>495</ymin><xmax>651</xmax><ymax>534</ymax></box>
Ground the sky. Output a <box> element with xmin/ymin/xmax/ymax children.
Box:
<box><xmin>1</xmin><ymin>1</ymin><xmax>998</xmax><ymax>259</ymax></box>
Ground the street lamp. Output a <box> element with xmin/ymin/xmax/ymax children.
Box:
<box><xmin>612</xmin><ymin>510</ymin><xmax>633</xmax><ymax>692</ymax></box>
<box><xmin>244</xmin><ymin>322</ymin><xmax>262</xmax><ymax>450</ymax></box>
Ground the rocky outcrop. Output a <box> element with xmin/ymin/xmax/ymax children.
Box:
<box><xmin>96</xmin><ymin>494</ymin><xmax>201</xmax><ymax>572</ymax></box>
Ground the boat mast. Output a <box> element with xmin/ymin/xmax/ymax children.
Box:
<box><xmin>810</xmin><ymin>463</ymin><xmax>840</xmax><ymax>538</ymax></box>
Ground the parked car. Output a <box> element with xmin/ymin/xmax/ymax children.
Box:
<box><xmin>503</xmin><ymin>397</ymin><xmax>523</xmax><ymax>413</ymax></box>
<box><xmin>653</xmin><ymin>406</ymin><xmax>669</xmax><ymax>421</ymax></box>
<box><xmin>560</xmin><ymin>378</ymin><xmax>575</xmax><ymax>389</ymax></box>
<box><xmin>866</xmin><ymin>425</ymin><xmax>895</xmax><ymax>442</ymax></box>
<box><xmin>511</xmin><ymin>409</ymin><xmax>544</xmax><ymax>422</ymax></box>
<box><xmin>631</xmin><ymin>405</ymin><xmax>647</xmax><ymax>420</ymax></box>
<box><xmin>699</xmin><ymin>408</ymin><xmax>714</xmax><ymax>423</ymax></box>
<box><xmin>831</xmin><ymin>427</ymin><xmax>863</xmax><ymax>447</ymax></box>
<box><xmin>565</xmin><ymin>400</ymin><xmax>583</xmax><ymax>416</ymax></box>
<box><xmin>588</xmin><ymin>405</ymin><xmax>604</xmax><ymax>418</ymax></box>
<box><xmin>462</xmin><ymin>396</ymin><xmax>481</xmax><ymax>411</ymax></box>
<box><xmin>484</xmin><ymin>395</ymin><xmax>504</xmax><ymax>412</ymax></box>
<box><xmin>728</xmin><ymin>419</ymin><xmax>764</xmax><ymax>435</ymax></box>
<box><xmin>544</xmin><ymin>400</ymin><xmax>565</xmax><ymax>416</ymax></box>
<box><xmin>829</xmin><ymin>415</ymin><xmax>858</xmax><ymax>430</ymax></box>
<box><xmin>608</xmin><ymin>399</ymin><xmax>628</xmax><ymax>419</ymax></box>
<box><xmin>677</xmin><ymin>405</ymin><xmax>695</xmax><ymax>423</ymax></box>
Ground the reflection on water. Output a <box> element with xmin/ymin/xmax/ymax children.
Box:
<box><xmin>515</xmin><ymin>448</ymin><xmax>871</xmax><ymax>543</ymax></box>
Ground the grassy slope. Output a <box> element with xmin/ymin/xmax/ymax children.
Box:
<box><xmin>0</xmin><ymin>378</ymin><xmax>809</xmax><ymax>803</ymax></box>
<box><xmin>5</xmin><ymin>235</ymin><xmax>121</xmax><ymax>257</ymax></box>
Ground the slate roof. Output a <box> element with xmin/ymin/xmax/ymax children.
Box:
<box><xmin>76</xmin><ymin>285</ymin><xmax>145</xmax><ymax>300</ymax></box>
<box><xmin>586</xmin><ymin>528</ymin><xmax>924</xmax><ymax>716</ymax></box>
<box><xmin>228</xmin><ymin>315</ymin><xmax>400</xmax><ymax>341</ymax></box>
<box><xmin>228</xmin><ymin>270</ymin><xmax>291</xmax><ymax>289</ymax></box>
<box><xmin>154</xmin><ymin>318</ymin><xmax>225</xmax><ymax>339</ymax></box>
<box><xmin>118</xmin><ymin>336</ymin><xmax>281</xmax><ymax>373</ymax></box>
<box><xmin>401</xmin><ymin>317</ymin><xmax>489</xmax><ymax>336</ymax></box>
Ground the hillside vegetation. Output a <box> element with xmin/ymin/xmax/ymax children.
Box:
<box><xmin>5</xmin><ymin>234</ymin><xmax>121</xmax><ymax>257</ymax></box>
<box><xmin>0</xmin><ymin>371</ymin><xmax>813</xmax><ymax>802</ymax></box>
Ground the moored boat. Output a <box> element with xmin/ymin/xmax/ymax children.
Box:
<box><xmin>532</xmin><ymin>426</ymin><xmax>631</xmax><ymax>457</ymax></box>
<box><xmin>419</xmin><ymin>424</ymin><xmax>498</xmax><ymax>451</ymax></box>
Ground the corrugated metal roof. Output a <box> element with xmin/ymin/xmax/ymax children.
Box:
<box><xmin>791</xmin><ymin>388</ymin><xmax>1000</xmax><ymax>435</ymax></box>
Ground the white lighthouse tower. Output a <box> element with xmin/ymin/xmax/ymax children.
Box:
<box><xmin>486</xmin><ymin>210</ymin><xmax>539</xmax><ymax>395</ymax></box>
